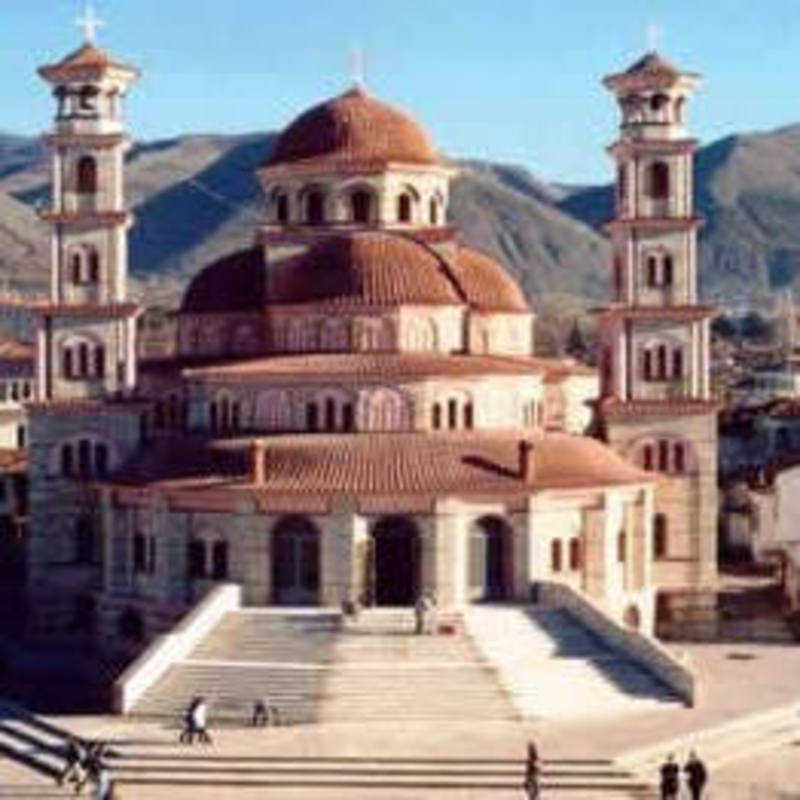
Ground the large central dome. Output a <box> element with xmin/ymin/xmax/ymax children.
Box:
<box><xmin>265</xmin><ymin>86</ymin><xmax>440</xmax><ymax>169</ymax></box>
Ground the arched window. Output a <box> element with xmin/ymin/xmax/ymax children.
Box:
<box><xmin>306</xmin><ymin>402</ymin><xmax>318</xmax><ymax>431</ymax></box>
<box><xmin>220</xmin><ymin>396</ymin><xmax>231</xmax><ymax>431</ymax></box>
<box><xmin>429</xmin><ymin>198</ymin><xmax>438</xmax><ymax>225</ymax></box>
<box><xmin>650</xmin><ymin>93</ymin><xmax>668</xmax><ymax>111</ymax></box>
<box><xmin>78</xmin><ymin>343</ymin><xmax>89</xmax><ymax>377</ymax></box>
<box><xmin>654</xmin><ymin>513</ymin><xmax>668</xmax><ymax>559</ymax></box>
<box><xmin>351</xmin><ymin>191</ymin><xmax>371</xmax><ymax>223</ymax></box>
<box><xmin>95</xmin><ymin>443</ymin><xmax>108</xmax><ymax>477</ymax></box>
<box><xmin>643</xmin><ymin>444</ymin><xmax>654</xmax><ymax>471</ymax></box>
<box><xmin>674</xmin><ymin>442</ymin><xmax>685</xmax><ymax>473</ymax></box>
<box><xmin>89</xmin><ymin>249</ymin><xmax>100</xmax><ymax>283</ymax></box>
<box><xmin>71</xmin><ymin>252</ymin><xmax>82</xmax><ymax>284</ymax></box>
<box><xmin>448</xmin><ymin>399</ymin><xmax>458</xmax><ymax>430</ymax></box>
<box><xmin>325</xmin><ymin>398</ymin><xmax>336</xmax><ymax>431</ymax></box>
<box><xmin>617</xmin><ymin>530</ymin><xmax>626</xmax><ymax>563</ymax></box>
<box><xmin>663</xmin><ymin>255</ymin><xmax>673</xmax><ymax>286</ymax></box>
<box><xmin>464</xmin><ymin>402</ymin><xmax>474</xmax><ymax>430</ymax></box>
<box><xmin>133</xmin><ymin>532</ymin><xmax>147</xmax><ymax>572</ymax></box>
<box><xmin>231</xmin><ymin>402</ymin><xmax>241</xmax><ymax>431</ymax></box>
<box><xmin>63</xmin><ymin>348</ymin><xmax>73</xmax><ymax>379</ymax></box>
<box><xmin>672</xmin><ymin>348</ymin><xmax>683</xmax><ymax>378</ymax></box>
<box><xmin>658</xmin><ymin>439</ymin><xmax>669</xmax><ymax>472</ymax></box>
<box><xmin>657</xmin><ymin>345</ymin><xmax>667</xmax><ymax>379</ymax></box>
<box><xmin>94</xmin><ymin>345</ymin><xmax>105</xmax><ymax>378</ymax></box>
<box><xmin>397</xmin><ymin>193</ymin><xmax>412</xmax><ymax>222</ymax></box>
<box><xmin>647</xmin><ymin>256</ymin><xmax>658</xmax><ymax>287</ymax></box>
<box><xmin>306</xmin><ymin>191</ymin><xmax>324</xmax><ymax>225</ymax></box>
<box><xmin>77</xmin><ymin>156</ymin><xmax>97</xmax><ymax>194</ymax></box>
<box><xmin>643</xmin><ymin>349</ymin><xmax>653</xmax><ymax>381</ymax></box>
<box><xmin>432</xmin><ymin>403</ymin><xmax>442</xmax><ymax>430</ymax></box>
<box><xmin>75</xmin><ymin>515</ymin><xmax>95</xmax><ymax>564</ymax></box>
<box><xmin>78</xmin><ymin>439</ymin><xmax>92</xmax><ymax>477</ymax></box>
<box><xmin>16</xmin><ymin>425</ymin><xmax>25</xmax><ymax>449</ymax></box>
<box><xmin>569</xmin><ymin>537</ymin><xmax>582</xmax><ymax>571</ymax></box>
<box><xmin>648</xmin><ymin>161</ymin><xmax>669</xmax><ymax>199</ymax></box>
<box><xmin>276</xmin><ymin>194</ymin><xmax>288</xmax><ymax>223</ymax></box>
<box><xmin>187</xmin><ymin>540</ymin><xmax>206</xmax><ymax>578</ymax></box>
<box><xmin>209</xmin><ymin>402</ymin><xmax>218</xmax><ymax>432</ymax></box>
<box><xmin>342</xmin><ymin>403</ymin><xmax>354</xmax><ymax>432</ymax></box>
<box><xmin>212</xmin><ymin>540</ymin><xmax>228</xmax><ymax>580</ymax></box>
<box><xmin>61</xmin><ymin>443</ymin><xmax>73</xmax><ymax>476</ymax></box>
<box><xmin>551</xmin><ymin>539</ymin><xmax>562</xmax><ymax>572</ymax></box>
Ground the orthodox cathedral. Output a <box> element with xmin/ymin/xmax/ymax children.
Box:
<box><xmin>21</xmin><ymin>27</ymin><xmax>717</xmax><ymax>644</ymax></box>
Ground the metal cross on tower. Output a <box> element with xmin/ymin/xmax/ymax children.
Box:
<box><xmin>75</xmin><ymin>2</ymin><xmax>105</xmax><ymax>44</ymax></box>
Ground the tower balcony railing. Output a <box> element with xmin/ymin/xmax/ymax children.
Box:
<box><xmin>634</xmin><ymin>377</ymin><xmax>694</xmax><ymax>402</ymax></box>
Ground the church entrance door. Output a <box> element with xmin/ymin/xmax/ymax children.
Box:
<box><xmin>468</xmin><ymin>516</ymin><xmax>512</xmax><ymax>601</ymax></box>
<box><xmin>371</xmin><ymin>516</ymin><xmax>420</xmax><ymax>606</ymax></box>
<box><xmin>271</xmin><ymin>516</ymin><xmax>320</xmax><ymax>605</ymax></box>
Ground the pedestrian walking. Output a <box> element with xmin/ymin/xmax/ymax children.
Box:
<box><xmin>524</xmin><ymin>740</ymin><xmax>539</xmax><ymax>800</ymax></box>
<box><xmin>252</xmin><ymin>696</ymin><xmax>279</xmax><ymax>727</ymax></box>
<box><xmin>179</xmin><ymin>697</ymin><xmax>198</xmax><ymax>744</ymax></box>
<box><xmin>57</xmin><ymin>736</ymin><xmax>86</xmax><ymax>790</ymax></box>
<box><xmin>659</xmin><ymin>753</ymin><xmax>679</xmax><ymax>800</ymax></box>
<box><xmin>424</xmin><ymin>592</ymin><xmax>438</xmax><ymax>635</ymax></box>
<box><xmin>193</xmin><ymin>696</ymin><xmax>212</xmax><ymax>744</ymax></box>
<box><xmin>414</xmin><ymin>593</ymin><xmax>426</xmax><ymax>635</ymax></box>
<box><xmin>683</xmin><ymin>751</ymin><xmax>708</xmax><ymax>800</ymax></box>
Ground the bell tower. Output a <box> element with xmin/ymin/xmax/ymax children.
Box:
<box><xmin>596</xmin><ymin>52</ymin><xmax>719</xmax><ymax>635</ymax></box>
<box><xmin>34</xmin><ymin>11</ymin><xmax>139</xmax><ymax>401</ymax></box>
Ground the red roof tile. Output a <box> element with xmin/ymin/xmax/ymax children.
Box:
<box><xmin>38</xmin><ymin>43</ymin><xmax>138</xmax><ymax>81</ymax></box>
<box><xmin>451</xmin><ymin>247</ymin><xmax>529</xmax><ymax>313</ymax></box>
<box><xmin>264</xmin><ymin>86</ymin><xmax>439</xmax><ymax>171</ymax></box>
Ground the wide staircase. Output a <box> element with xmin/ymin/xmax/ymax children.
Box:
<box><xmin>131</xmin><ymin>609</ymin><xmax>340</xmax><ymax>724</ymax></box>
<box><xmin>465</xmin><ymin>605</ymin><xmax>682</xmax><ymax>720</ymax></box>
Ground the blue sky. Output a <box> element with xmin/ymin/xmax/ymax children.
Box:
<box><xmin>5</xmin><ymin>0</ymin><xmax>800</xmax><ymax>183</ymax></box>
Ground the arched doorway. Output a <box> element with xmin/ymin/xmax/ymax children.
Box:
<box><xmin>467</xmin><ymin>516</ymin><xmax>513</xmax><ymax>601</ymax></box>
<box><xmin>371</xmin><ymin>516</ymin><xmax>420</xmax><ymax>606</ymax></box>
<box><xmin>271</xmin><ymin>516</ymin><xmax>320</xmax><ymax>605</ymax></box>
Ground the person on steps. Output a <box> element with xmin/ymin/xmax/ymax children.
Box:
<box><xmin>414</xmin><ymin>594</ymin><xmax>426</xmax><ymax>635</ymax></box>
<box><xmin>252</xmin><ymin>696</ymin><xmax>279</xmax><ymax>727</ymax></box>
<box><xmin>683</xmin><ymin>751</ymin><xmax>708</xmax><ymax>800</ymax></box>
<box><xmin>659</xmin><ymin>753</ymin><xmax>679</xmax><ymax>800</ymax></box>
<box><xmin>193</xmin><ymin>696</ymin><xmax>211</xmax><ymax>744</ymax></box>
<box><xmin>524</xmin><ymin>740</ymin><xmax>539</xmax><ymax>799</ymax></box>
<box><xmin>180</xmin><ymin>697</ymin><xmax>199</xmax><ymax>744</ymax></box>
<box><xmin>58</xmin><ymin>736</ymin><xmax>86</xmax><ymax>790</ymax></box>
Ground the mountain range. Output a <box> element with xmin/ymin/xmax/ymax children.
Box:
<box><xmin>4</xmin><ymin>122</ymin><xmax>800</xmax><ymax>324</ymax></box>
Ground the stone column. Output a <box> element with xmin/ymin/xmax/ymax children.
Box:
<box><xmin>320</xmin><ymin>495</ymin><xmax>360</xmax><ymax>607</ymax></box>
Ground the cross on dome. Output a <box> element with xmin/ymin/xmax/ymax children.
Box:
<box><xmin>75</xmin><ymin>2</ymin><xmax>105</xmax><ymax>44</ymax></box>
<box><xmin>646</xmin><ymin>22</ymin><xmax>661</xmax><ymax>53</ymax></box>
<box><xmin>348</xmin><ymin>48</ymin><xmax>367</xmax><ymax>89</ymax></box>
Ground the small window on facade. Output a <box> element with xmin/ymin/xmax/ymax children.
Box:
<box><xmin>674</xmin><ymin>442</ymin><xmax>685</xmax><ymax>473</ymax></box>
<box><xmin>78</xmin><ymin>343</ymin><xmax>89</xmax><ymax>378</ymax></box>
<box><xmin>89</xmin><ymin>250</ymin><xmax>100</xmax><ymax>283</ymax></box>
<box><xmin>306</xmin><ymin>191</ymin><xmax>324</xmax><ymax>225</ymax></box>
<box><xmin>276</xmin><ymin>194</ymin><xmax>288</xmax><ymax>223</ymax></box>
<box><xmin>77</xmin><ymin>156</ymin><xmax>98</xmax><ymax>194</ymax></box>
<box><xmin>71</xmin><ymin>254</ymin><xmax>82</xmax><ymax>284</ymax></box>
<box><xmin>343</xmin><ymin>403</ymin><xmax>354</xmax><ymax>432</ymax></box>
<box><xmin>657</xmin><ymin>345</ymin><xmax>667</xmax><ymax>379</ymax></box>
<box><xmin>63</xmin><ymin>349</ymin><xmax>73</xmax><ymax>379</ymax></box>
<box><xmin>647</xmin><ymin>256</ymin><xmax>658</xmax><ymax>287</ymax></box>
<box><xmin>429</xmin><ymin>199</ymin><xmax>438</xmax><ymax>225</ymax></box>
<box><xmin>658</xmin><ymin>439</ymin><xmax>669</xmax><ymax>472</ymax></box>
<box><xmin>397</xmin><ymin>193</ymin><xmax>412</xmax><ymax>222</ymax></box>
<box><xmin>569</xmin><ymin>537</ymin><xmax>581</xmax><ymax>571</ymax></box>
<box><xmin>648</xmin><ymin>161</ymin><xmax>669</xmax><ymax>199</ymax></box>
<box><xmin>464</xmin><ymin>402</ymin><xmax>474</xmax><ymax>430</ymax></box>
<box><xmin>551</xmin><ymin>539</ymin><xmax>562</xmax><ymax>572</ymax></box>
<box><xmin>212</xmin><ymin>540</ymin><xmax>228</xmax><ymax>580</ymax></box>
<box><xmin>351</xmin><ymin>191</ymin><xmax>371</xmax><ymax>223</ymax></box>
<box><xmin>95</xmin><ymin>443</ymin><xmax>108</xmax><ymax>477</ymax></box>
<box><xmin>448</xmin><ymin>399</ymin><xmax>458</xmax><ymax>430</ymax></box>
<box><xmin>654</xmin><ymin>513</ymin><xmax>668</xmax><ymax>559</ymax></box>
<box><xmin>672</xmin><ymin>348</ymin><xmax>683</xmax><ymax>379</ymax></box>
<box><xmin>617</xmin><ymin>530</ymin><xmax>626</xmax><ymax>563</ymax></box>
<box><xmin>16</xmin><ymin>425</ymin><xmax>25</xmax><ymax>449</ymax></box>
<box><xmin>61</xmin><ymin>443</ymin><xmax>73</xmax><ymax>476</ymax></box>
<box><xmin>432</xmin><ymin>403</ymin><xmax>441</xmax><ymax>430</ymax></box>
<box><xmin>232</xmin><ymin>402</ymin><xmax>241</xmax><ymax>431</ymax></box>
<box><xmin>78</xmin><ymin>439</ymin><xmax>92</xmax><ymax>477</ymax></box>
<box><xmin>618</xmin><ymin>164</ymin><xmax>628</xmax><ymax>200</ymax></box>
<box><xmin>643</xmin><ymin>349</ymin><xmax>653</xmax><ymax>381</ymax></box>
<box><xmin>306</xmin><ymin>402</ymin><xmax>318</xmax><ymax>431</ymax></box>
<box><xmin>325</xmin><ymin>398</ymin><xmax>336</xmax><ymax>432</ymax></box>
<box><xmin>22</xmin><ymin>382</ymin><xmax>31</xmax><ymax>399</ymax></box>
<box><xmin>133</xmin><ymin>533</ymin><xmax>147</xmax><ymax>573</ymax></box>
<box><xmin>209</xmin><ymin>402</ymin><xmax>218</xmax><ymax>432</ymax></box>
<box><xmin>94</xmin><ymin>345</ymin><xmax>105</xmax><ymax>378</ymax></box>
<box><xmin>188</xmin><ymin>540</ymin><xmax>206</xmax><ymax>579</ymax></box>
<box><xmin>10</xmin><ymin>384</ymin><xmax>19</xmax><ymax>402</ymax></box>
<box><xmin>643</xmin><ymin>444</ymin><xmax>654</xmax><ymax>471</ymax></box>
<box><xmin>663</xmin><ymin>255</ymin><xmax>673</xmax><ymax>286</ymax></box>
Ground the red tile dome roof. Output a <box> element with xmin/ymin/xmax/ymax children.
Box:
<box><xmin>264</xmin><ymin>86</ymin><xmax>440</xmax><ymax>170</ymax></box>
<box><xmin>453</xmin><ymin>247</ymin><xmax>529</xmax><ymax>313</ymax></box>
<box><xmin>181</xmin><ymin>234</ymin><xmax>531</xmax><ymax>315</ymax></box>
